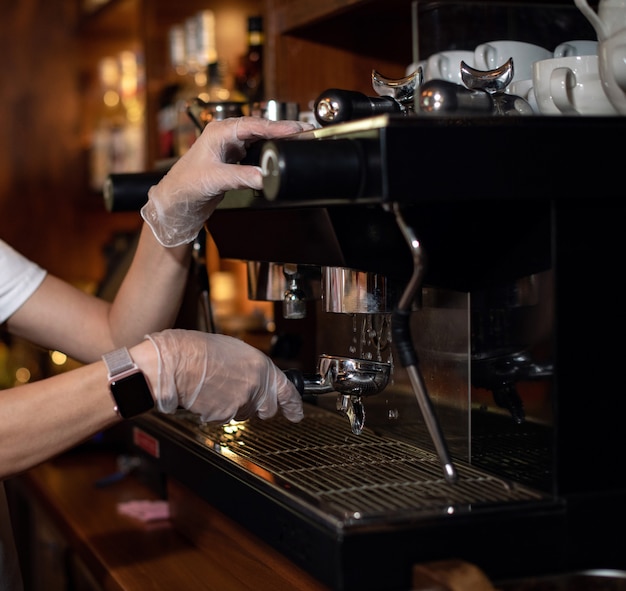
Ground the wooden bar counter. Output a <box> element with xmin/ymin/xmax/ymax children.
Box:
<box><xmin>13</xmin><ymin>447</ymin><xmax>329</xmax><ymax>591</ymax></box>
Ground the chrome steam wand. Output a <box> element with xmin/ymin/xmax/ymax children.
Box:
<box><xmin>391</xmin><ymin>203</ymin><xmax>458</xmax><ymax>484</ymax></box>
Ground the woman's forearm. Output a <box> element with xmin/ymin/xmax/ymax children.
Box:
<box><xmin>107</xmin><ymin>223</ymin><xmax>192</xmax><ymax>347</ymax></box>
<box><xmin>0</xmin><ymin>339</ymin><xmax>157</xmax><ymax>479</ymax></box>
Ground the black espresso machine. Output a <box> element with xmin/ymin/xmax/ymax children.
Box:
<box><xmin>100</xmin><ymin>4</ymin><xmax>626</xmax><ymax>587</ymax></box>
<box><xmin>109</xmin><ymin>108</ymin><xmax>626</xmax><ymax>590</ymax></box>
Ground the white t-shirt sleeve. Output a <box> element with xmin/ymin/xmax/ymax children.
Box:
<box><xmin>0</xmin><ymin>239</ymin><xmax>47</xmax><ymax>324</ymax></box>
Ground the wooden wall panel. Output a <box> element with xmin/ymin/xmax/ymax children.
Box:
<box><xmin>0</xmin><ymin>0</ymin><xmax>141</xmax><ymax>287</ymax></box>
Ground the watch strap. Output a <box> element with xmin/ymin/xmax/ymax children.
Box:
<box><xmin>103</xmin><ymin>347</ymin><xmax>136</xmax><ymax>377</ymax></box>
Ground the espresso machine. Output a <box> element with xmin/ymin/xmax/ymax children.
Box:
<box><xmin>108</xmin><ymin>102</ymin><xmax>624</xmax><ymax>590</ymax></box>
<box><xmin>103</xmin><ymin>3</ymin><xmax>626</xmax><ymax>588</ymax></box>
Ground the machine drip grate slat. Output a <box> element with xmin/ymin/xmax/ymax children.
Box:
<box><xmin>160</xmin><ymin>405</ymin><xmax>548</xmax><ymax>524</ymax></box>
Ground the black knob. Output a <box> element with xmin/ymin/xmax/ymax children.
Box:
<box><xmin>103</xmin><ymin>171</ymin><xmax>168</xmax><ymax>212</ymax></box>
<box><xmin>314</xmin><ymin>88</ymin><xmax>402</xmax><ymax>125</ymax></box>
<box><xmin>261</xmin><ymin>138</ymin><xmax>375</xmax><ymax>201</ymax></box>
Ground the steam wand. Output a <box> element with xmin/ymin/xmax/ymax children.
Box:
<box><xmin>391</xmin><ymin>203</ymin><xmax>458</xmax><ymax>484</ymax></box>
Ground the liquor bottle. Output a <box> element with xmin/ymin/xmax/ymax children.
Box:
<box><xmin>173</xmin><ymin>10</ymin><xmax>245</xmax><ymax>156</ymax></box>
<box><xmin>172</xmin><ymin>14</ymin><xmax>205</xmax><ymax>157</ymax></box>
<box><xmin>117</xmin><ymin>50</ymin><xmax>146</xmax><ymax>175</ymax></box>
<box><xmin>90</xmin><ymin>52</ymin><xmax>146</xmax><ymax>192</ymax></box>
<box><xmin>90</xmin><ymin>56</ymin><xmax>126</xmax><ymax>192</ymax></box>
<box><xmin>235</xmin><ymin>16</ymin><xmax>265</xmax><ymax>104</ymax></box>
<box><xmin>157</xmin><ymin>24</ymin><xmax>187</xmax><ymax>161</ymax></box>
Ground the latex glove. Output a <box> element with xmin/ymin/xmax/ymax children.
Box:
<box><xmin>146</xmin><ymin>329</ymin><xmax>304</xmax><ymax>424</ymax></box>
<box><xmin>141</xmin><ymin>116</ymin><xmax>314</xmax><ymax>247</ymax></box>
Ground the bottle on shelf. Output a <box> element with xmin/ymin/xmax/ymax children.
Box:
<box><xmin>90</xmin><ymin>56</ymin><xmax>126</xmax><ymax>192</ymax></box>
<box><xmin>172</xmin><ymin>14</ymin><xmax>204</xmax><ymax>157</ymax></box>
<box><xmin>89</xmin><ymin>52</ymin><xmax>146</xmax><ymax>192</ymax></box>
<box><xmin>118</xmin><ymin>50</ymin><xmax>146</xmax><ymax>175</ymax></box>
<box><xmin>235</xmin><ymin>16</ymin><xmax>265</xmax><ymax>105</ymax></box>
<box><xmin>157</xmin><ymin>24</ymin><xmax>187</xmax><ymax>162</ymax></box>
<box><xmin>172</xmin><ymin>10</ymin><xmax>246</xmax><ymax>157</ymax></box>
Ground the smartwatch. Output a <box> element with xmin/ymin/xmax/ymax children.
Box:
<box><xmin>102</xmin><ymin>347</ymin><xmax>155</xmax><ymax>419</ymax></box>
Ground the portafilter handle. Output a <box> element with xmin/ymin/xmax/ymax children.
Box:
<box><xmin>284</xmin><ymin>355</ymin><xmax>391</xmax><ymax>435</ymax></box>
<box><xmin>460</xmin><ymin>58</ymin><xmax>533</xmax><ymax>116</ymax></box>
<box><xmin>418</xmin><ymin>59</ymin><xmax>532</xmax><ymax>116</ymax></box>
<box><xmin>418</xmin><ymin>80</ymin><xmax>493</xmax><ymax>115</ymax></box>
<box><xmin>314</xmin><ymin>88</ymin><xmax>402</xmax><ymax>126</ymax></box>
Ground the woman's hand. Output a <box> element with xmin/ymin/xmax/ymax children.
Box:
<box><xmin>146</xmin><ymin>329</ymin><xmax>304</xmax><ymax>424</ymax></box>
<box><xmin>141</xmin><ymin>116</ymin><xmax>313</xmax><ymax>247</ymax></box>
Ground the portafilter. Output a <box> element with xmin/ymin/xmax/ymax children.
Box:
<box><xmin>285</xmin><ymin>355</ymin><xmax>391</xmax><ymax>435</ymax></box>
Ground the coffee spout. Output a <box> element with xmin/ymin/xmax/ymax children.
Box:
<box><xmin>246</xmin><ymin>262</ymin><xmax>321</xmax><ymax>319</ymax></box>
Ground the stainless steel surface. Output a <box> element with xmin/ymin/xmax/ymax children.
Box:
<box><xmin>246</xmin><ymin>262</ymin><xmax>321</xmax><ymax>308</ymax></box>
<box><xmin>371</xmin><ymin>68</ymin><xmax>421</xmax><ymax>106</ymax></box>
<box><xmin>296</xmin><ymin>354</ymin><xmax>392</xmax><ymax>435</ymax></box>
<box><xmin>323</xmin><ymin>267</ymin><xmax>398</xmax><ymax>314</ymax></box>
<box><xmin>461</xmin><ymin>58</ymin><xmax>514</xmax><ymax>93</ymax></box>
<box><xmin>146</xmin><ymin>405</ymin><xmax>548</xmax><ymax>525</ymax></box>
<box><xmin>299</xmin><ymin>355</ymin><xmax>391</xmax><ymax>397</ymax></box>
<box><xmin>264</xmin><ymin>99</ymin><xmax>300</xmax><ymax>121</ymax></box>
<box><xmin>186</xmin><ymin>97</ymin><xmax>246</xmax><ymax>129</ymax></box>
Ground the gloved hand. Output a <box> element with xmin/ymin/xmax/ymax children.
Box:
<box><xmin>145</xmin><ymin>329</ymin><xmax>304</xmax><ymax>424</ymax></box>
<box><xmin>141</xmin><ymin>116</ymin><xmax>314</xmax><ymax>247</ymax></box>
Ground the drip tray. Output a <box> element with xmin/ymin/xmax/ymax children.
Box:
<box><xmin>131</xmin><ymin>404</ymin><xmax>566</xmax><ymax>590</ymax></box>
<box><xmin>169</xmin><ymin>407</ymin><xmax>545</xmax><ymax>522</ymax></box>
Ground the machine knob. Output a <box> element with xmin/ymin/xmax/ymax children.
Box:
<box><xmin>260</xmin><ymin>138</ymin><xmax>372</xmax><ymax>201</ymax></box>
<box><xmin>103</xmin><ymin>171</ymin><xmax>167</xmax><ymax>212</ymax></box>
<box><xmin>314</xmin><ymin>88</ymin><xmax>402</xmax><ymax>125</ymax></box>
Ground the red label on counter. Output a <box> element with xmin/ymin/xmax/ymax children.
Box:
<box><xmin>132</xmin><ymin>427</ymin><xmax>160</xmax><ymax>458</ymax></box>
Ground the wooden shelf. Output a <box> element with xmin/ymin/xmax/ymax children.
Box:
<box><xmin>11</xmin><ymin>448</ymin><xmax>329</xmax><ymax>590</ymax></box>
<box><xmin>272</xmin><ymin>0</ymin><xmax>368</xmax><ymax>32</ymax></box>
<box><xmin>265</xmin><ymin>0</ymin><xmax>412</xmax><ymax>108</ymax></box>
<box><xmin>76</xmin><ymin>0</ymin><xmax>140</xmax><ymax>39</ymax></box>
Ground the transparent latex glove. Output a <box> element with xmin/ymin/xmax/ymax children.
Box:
<box><xmin>146</xmin><ymin>329</ymin><xmax>304</xmax><ymax>424</ymax></box>
<box><xmin>141</xmin><ymin>116</ymin><xmax>314</xmax><ymax>247</ymax></box>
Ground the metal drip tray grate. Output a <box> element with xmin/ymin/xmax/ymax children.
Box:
<box><xmin>152</xmin><ymin>405</ymin><xmax>548</xmax><ymax>526</ymax></box>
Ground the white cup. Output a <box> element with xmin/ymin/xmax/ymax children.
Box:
<box><xmin>598</xmin><ymin>28</ymin><xmax>626</xmax><ymax>113</ymax></box>
<box><xmin>474</xmin><ymin>40</ymin><xmax>552</xmax><ymax>83</ymax></box>
<box><xmin>554</xmin><ymin>39</ymin><xmax>598</xmax><ymax>57</ymax></box>
<box><xmin>424</xmin><ymin>50</ymin><xmax>475</xmax><ymax>84</ymax></box>
<box><xmin>532</xmin><ymin>54</ymin><xmax>619</xmax><ymax>115</ymax></box>
<box><xmin>508</xmin><ymin>78</ymin><xmax>539</xmax><ymax>112</ymax></box>
<box><xmin>406</xmin><ymin>60</ymin><xmax>427</xmax><ymax>77</ymax></box>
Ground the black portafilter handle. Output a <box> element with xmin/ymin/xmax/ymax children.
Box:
<box><xmin>102</xmin><ymin>145</ymin><xmax>265</xmax><ymax>213</ymax></box>
<box><xmin>314</xmin><ymin>88</ymin><xmax>402</xmax><ymax>126</ymax></box>
<box><xmin>417</xmin><ymin>80</ymin><xmax>494</xmax><ymax>115</ymax></box>
<box><xmin>284</xmin><ymin>368</ymin><xmax>318</xmax><ymax>404</ymax></box>
<box><xmin>284</xmin><ymin>369</ymin><xmax>305</xmax><ymax>396</ymax></box>
<box><xmin>103</xmin><ymin>170</ymin><xmax>168</xmax><ymax>212</ymax></box>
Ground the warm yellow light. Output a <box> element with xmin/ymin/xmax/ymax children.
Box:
<box><xmin>50</xmin><ymin>350</ymin><xmax>68</xmax><ymax>366</ymax></box>
<box><xmin>223</xmin><ymin>420</ymin><xmax>246</xmax><ymax>434</ymax></box>
<box><xmin>211</xmin><ymin>271</ymin><xmax>237</xmax><ymax>303</ymax></box>
<box><xmin>15</xmin><ymin>367</ymin><xmax>31</xmax><ymax>384</ymax></box>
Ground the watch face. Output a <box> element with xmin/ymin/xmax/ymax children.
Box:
<box><xmin>111</xmin><ymin>372</ymin><xmax>154</xmax><ymax>419</ymax></box>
